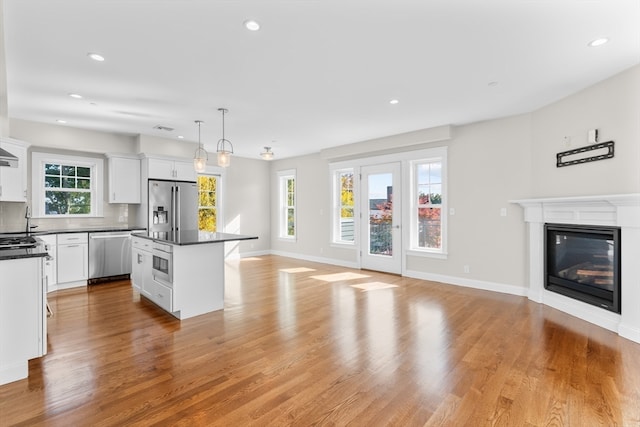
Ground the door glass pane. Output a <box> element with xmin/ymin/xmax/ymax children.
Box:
<box><xmin>368</xmin><ymin>173</ymin><xmax>392</xmax><ymax>256</ymax></box>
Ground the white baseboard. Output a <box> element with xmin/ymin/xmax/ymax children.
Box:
<box><xmin>269</xmin><ymin>250</ymin><xmax>359</xmax><ymax>269</ymax></box>
<box><xmin>404</xmin><ymin>269</ymin><xmax>529</xmax><ymax>297</ymax></box>
<box><xmin>540</xmin><ymin>291</ymin><xmax>621</xmax><ymax>334</ymax></box>
<box><xmin>619</xmin><ymin>323</ymin><xmax>640</xmax><ymax>343</ymax></box>
<box><xmin>224</xmin><ymin>249</ymin><xmax>271</xmax><ymax>260</ymax></box>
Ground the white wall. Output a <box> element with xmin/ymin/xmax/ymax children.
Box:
<box><xmin>530</xmin><ymin>65</ymin><xmax>640</xmax><ymax>197</ymax></box>
<box><xmin>267</xmin><ymin>63</ymin><xmax>640</xmax><ymax>293</ymax></box>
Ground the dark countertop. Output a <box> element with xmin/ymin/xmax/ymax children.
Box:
<box><xmin>0</xmin><ymin>241</ymin><xmax>49</xmax><ymax>261</ymax></box>
<box><xmin>0</xmin><ymin>226</ymin><xmax>146</xmax><ymax>237</ymax></box>
<box><xmin>132</xmin><ymin>230</ymin><xmax>258</xmax><ymax>246</ymax></box>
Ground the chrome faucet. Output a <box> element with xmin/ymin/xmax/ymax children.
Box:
<box><xmin>25</xmin><ymin>205</ymin><xmax>32</xmax><ymax>235</ymax></box>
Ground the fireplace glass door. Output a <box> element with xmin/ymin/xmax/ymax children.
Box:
<box><xmin>545</xmin><ymin>223</ymin><xmax>620</xmax><ymax>313</ymax></box>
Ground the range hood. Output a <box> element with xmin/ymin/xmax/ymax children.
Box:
<box><xmin>0</xmin><ymin>146</ymin><xmax>18</xmax><ymax>167</ymax></box>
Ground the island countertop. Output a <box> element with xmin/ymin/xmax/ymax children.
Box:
<box><xmin>132</xmin><ymin>230</ymin><xmax>258</xmax><ymax>246</ymax></box>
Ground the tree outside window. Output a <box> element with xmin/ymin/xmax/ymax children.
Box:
<box><xmin>198</xmin><ymin>175</ymin><xmax>218</xmax><ymax>232</ymax></box>
<box><xmin>416</xmin><ymin>162</ymin><xmax>442</xmax><ymax>249</ymax></box>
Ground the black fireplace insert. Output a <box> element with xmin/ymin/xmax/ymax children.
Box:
<box><xmin>544</xmin><ymin>223</ymin><xmax>621</xmax><ymax>313</ymax></box>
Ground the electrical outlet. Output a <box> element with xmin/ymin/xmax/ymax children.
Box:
<box><xmin>463</xmin><ymin>265</ymin><xmax>470</xmax><ymax>274</ymax></box>
<box><xmin>500</xmin><ymin>208</ymin><xmax>507</xmax><ymax>217</ymax></box>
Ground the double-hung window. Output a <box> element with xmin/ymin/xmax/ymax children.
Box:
<box><xmin>332</xmin><ymin>168</ymin><xmax>355</xmax><ymax>244</ymax></box>
<box><xmin>198</xmin><ymin>174</ymin><xmax>219</xmax><ymax>232</ymax></box>
<box><xmin>31</xmin><ymin>152</ymin><xmax>103</xmax><ymax>218</ymax></box>
<box><xmin>278</xmin><ymin>169</ymin><xmax>296</xmax><ymax>239</ymax></box>
<box><xmin>409</xmin><ymin>148</ymin><xmax>447</xmax><ymax>255</ymax></box>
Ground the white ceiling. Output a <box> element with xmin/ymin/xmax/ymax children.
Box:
<box><xmin>3</xmin><ymin>0</ymin><xmax>640</xmax><ymax>160</ymax></box>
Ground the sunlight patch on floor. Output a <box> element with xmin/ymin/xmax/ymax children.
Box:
<box><xmin>240</xmin><ymin>257</ymin><xmax>264</xmax><ymax>262</ymax></box>
<box><xmin>279</xmin><ymin>267</ymin><xmax>316</xmax><ymax>273</ymax></box>
<box><xmin>310</xmin><ymin>272</ymin><xmax>371</xmax><ymax>282</ymax></box>
<box><xmin>350</xmin><ymin>282</ymin><xmax>398</xmax><ymax>292</ymax></box>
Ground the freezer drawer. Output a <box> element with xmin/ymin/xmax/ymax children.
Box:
<box><xmin>88</xmin><ymin>232</ymin><xmax>132</xmax><ymax>279</ymax></box>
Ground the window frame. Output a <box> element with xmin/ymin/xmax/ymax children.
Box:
<box><xmin>197</xmin><ymin>164</ymin><xmax>226</xmax><ymax>233</ymax></box>
<box><xmin>330</xmin><ymin>167</ymin><xmax>357</xmax><ymax>246</ymax></box>
<box><xmin>31</xmin><ymin>152</ymin><xmax>104</xmax><ymax>218</ymax></box>
<box><xmin>406</xmin><ymin>147</ymin><xmax>448</xmax><ymax>257</ymax></box>
<box><xmin>277</xmin><ymin>169</ymin><xmax>296</xmax><ymax>240</ymax></box>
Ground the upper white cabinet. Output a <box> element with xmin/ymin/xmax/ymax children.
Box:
<box><xmin>147</xmin><ymin>157</ymin><xmax>196</xmax><ymax>182</ymax></box>
<box><xmin>0</xmin><ymin>138</ymin><xmax>30</xmax><ymax>202</ymax></box>
<box><xmin>106</xmin><ymin>154</ymin><xmax>141</xmax><ymax>204</ymax></box>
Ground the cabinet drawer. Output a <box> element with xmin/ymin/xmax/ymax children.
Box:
<box><xmin>148</xmin><ymin>279</ymin><xmax>173</xmax><ymax>312</ymax></box>
<box><xmin>57</xmin><ymin>233</ymin><xmax>88</xmax><ymax>244</ymax></box>
<box><xmin>132</xmin><ymin>236</ymin><xmax>152</xmax><ymax>252</ymax></box>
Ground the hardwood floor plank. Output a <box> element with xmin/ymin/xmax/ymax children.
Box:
<box><xmin>1</xmin><ymin>255</ymin><xmax>640</xmax><ymax>426</ymax></box>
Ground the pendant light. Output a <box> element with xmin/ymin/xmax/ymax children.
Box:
<box><xmin>193</xmin><ymin>120</ymin><xmax>208</xmax><ymax>172</ymax></box>
<box><xmin>260</xmin><ymin>146</ymin><xmax>274</xmax><ymax>160</ymax></box>
<box><xmin>216</xmin><ymin>108</ymin><xmax>234</xmax><ymax>167</ymax></box>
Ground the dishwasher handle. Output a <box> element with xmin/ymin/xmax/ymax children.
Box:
<box><xmin>89</xmin><ymin>234</ymin><xmax>132</xmax><ymax>240</ymax></box>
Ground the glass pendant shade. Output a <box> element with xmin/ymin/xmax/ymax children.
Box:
<box><xmin>193</xmin><ymin>120</ymin><xmax>208</xmax><ymax>172</ymax></box>
<box><xmin>215</xmin><ymin>108</ymin><xmax>233</xmax><ymax>168</ymax></box>
<box><xmin>260</xmin><ymin>146</ymin><xmax>274</xmax><ymax>160</ymax></box>
<box><xmin>217</xmin><ymin>150</ymin><xmax>231</xmax><ymax>167</ymax></box>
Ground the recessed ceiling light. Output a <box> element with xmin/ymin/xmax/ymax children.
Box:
<box><xmin>69</xmin><ymin>93</ymin><xmax>83</xmax><ymax>99</ymax></box>
<box><xmin>56</xmin><ymin>119</ymin><xmax>67</xmax><ymax>124</ymax></box>
<box><xmin>87</xmin><ymin>52</ymin><xmax>105</xmax><ymax>61</ymax></box>
<box><xmin>177</xmin><ymin>135</ymin><xmax>184</xmax><ymax>139</ymax></box>
<box><xmin>488</xmin><ymin>81</ymin><xmax>499</xmax><ymax>87</ymax></box>
<box><xmin>244</xmin><ymin>20</ymin><xmax>260</xmax><ymax>31</ymax></box>
<box><xmin>588</xmin><ymin>38</ymin><xmax>609</xmax><ymax>47</ymax></box>
<box><xmin>389</xmin><ymin>99</ymin><xmax>399</xmax><ymax>105</ymax></box>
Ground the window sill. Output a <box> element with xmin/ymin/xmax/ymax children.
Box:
<box><xmin>330</xmin><ymin>242</ymin><xmax>355</xmax><ymax>249</ymax></box>
<box><xmin>278</xmin><ymin>237</ymin><xmax>297</xmax><ymax>243</ymax></box>
<box><xmin>406</xmin><ymin>249</ymin><xmax>448</xmax><ymax>259</ymax></box>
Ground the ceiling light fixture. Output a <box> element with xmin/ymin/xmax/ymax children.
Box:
<box><xmin>588</xmin><ymin>38</ymin><xmax>609</xmax><ymax>47</ymax></box>
<box><xmin>244</xmin><ymin>19</ymin><xmax>260</xmax><ymax>31</ymax></box>
<box><xmin>87</xmin><ymin>52</ymin><xmax>105</xmax><ymax>61</ymax></box>
<box><xmin>216</xmin><ymin>108</ymin><xmax>234</xmax><ymax>168</ymax></box>
<box><xmin>56</xmin><ymin>119</ymin><xmax>67</xmax><ymax>124</ymax></box>
<box><xmin>260</xmin><ymin>146</ymin><xmax>274</xmax><ymax>160</ymax></box>
<box><xmin>69</xmin><ymin>93</ymin><xmax>83</xmax><ymax>99</ymax></box>
<box><xmin>389</xmin><ymin>99</ymin><xmax>399</xmax><ymax>105</ymax></box>
<box><xmin>193</xmin><ymin>120</ymin><xmax>208</xmax><ymax>172</ymax></box>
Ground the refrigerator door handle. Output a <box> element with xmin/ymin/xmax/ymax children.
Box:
<box><xmin>171</xmin><ymin>185</ymin><xmax>176</xmax><ymax>232</ymax></box>
<box><xmin>175</xmin><ymin>185</ymin><xmax>181</xmax><ymax>232</ymax></box>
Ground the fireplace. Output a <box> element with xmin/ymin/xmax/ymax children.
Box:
<box><xmin>545</xmin><ymin>223</ymin><xmax>621</xmax><ymax>313</ymax></box>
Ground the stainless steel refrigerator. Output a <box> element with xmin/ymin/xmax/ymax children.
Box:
<box><xmin>148</xmin><ymin>179</ymin><xmax>198</xmax><ymax>234</ymax></box>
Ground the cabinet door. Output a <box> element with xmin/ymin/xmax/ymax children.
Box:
<box><xmin>173</xmin><ymin>160</ymin><xmax>197</xmax><ymax>182</ymax></box>
<box><xmin>140</xmin><ymin>250</ymin><xmax>153</xmax><ymax>298</ymax></box>
<box><xmin>0</xmin><ymin>257</ymin><xmax>42</xmax><ymax>364</ymax></box>
<box><xmin>131</xmin><ymin>248</ymin><xmax>143</xmax><ymax>291</ymax></box>
<box><xmin>0</xmin><ymin>140</ymin><xmax>28</xmax><ymax>202</ymax></box>
<box><xmin>147</xmin><ymin>158</ymin><xmax>176</xmax><ymax>180</ymax></box>
<box><xmin>57</xmin><ymin>244</ymin><xmax>88</xmax><ymax>283</ymax></box>
<box><xmin>109</xmin><ymin>157</ymin><xmax>141</xmax><ymax>203</ymax></box>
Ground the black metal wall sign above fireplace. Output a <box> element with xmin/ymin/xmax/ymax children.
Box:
<box><xmin>544</xmin><ymin>223</ymin><xmax>621</xmax><ymax>313</ymax></box>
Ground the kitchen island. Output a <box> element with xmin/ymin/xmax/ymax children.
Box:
<box><xmin>131</xmin><ymin>231</ymin><xmax>257</xmax><ymax>319</ymax></box>
<box><xmin>0</xmin><ymin>238</ymin><xmax>48</xmax><ymax>385</ymax></box>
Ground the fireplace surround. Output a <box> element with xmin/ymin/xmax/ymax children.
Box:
<box><xmin>513</xmin><ymin>194</ymin><xmax>640</xmax><ymax>344</ymax></box>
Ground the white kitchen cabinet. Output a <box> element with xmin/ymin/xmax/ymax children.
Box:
<box><xmin>0</xmin><ymin>256</ymin><xmax>46</xmax><ymax>385</ymax></box>
<box><xmin>107</xmin><ymin>154</ymin><xmax>141</xmax><ymax>204</ymax></box>
<box><xmin>39</xmin><ymin>234</ymin><xmax>58</xmax><ymax>292</ymax></box>
<box><xmin>131</xmin><ymin>236</ymin><xmax>152</xmax><ymax>297</ymax></box>
<box><xmin>56</xmin><ymin>233</ymin><xmax>88</xmax><ymax>287</ymax></box>
<box><xmin>0</xmin><ymin>138</ymin><xmax>30</xmax><ymax>202</ymax></box>
<box><xmin>147</xmin><ymin>157</ymin><xmax>196</xmax><ymax>182</ymax></box>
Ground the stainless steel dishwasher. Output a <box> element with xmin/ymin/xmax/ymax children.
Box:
<box><xmin>88</xmin><ymin>231</ymin><xmax>133</xmax><ymax>283</ymax></box>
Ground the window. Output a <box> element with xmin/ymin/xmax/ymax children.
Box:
<box><xmin>198</xmin><ymin>175</ymin><xmax>218</xmax><ymax>232</ymax></box>
<box><xmin>278</xmin><ymin>169</ymin><xmax>296</xmax><ymax>239</ymax></box>
<box><xmin>410</xmin><ymin>153</ymin><xmax>446</xmax><ymax>254</ymax></box>
<box><xmin>31</xmin><ymin>152</ymin><xmax>103</xmax><ymax>218</ymax></box>
<box><xmin>332</xmin><ymin>168</ymin><xmax>355</xmax><ymax>244</ymax></box>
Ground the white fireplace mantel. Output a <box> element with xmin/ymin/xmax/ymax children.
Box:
<box><xmin>512</xmin><ymin>193</ymin><xmax>640</xmax><ymax>344</ymax></box>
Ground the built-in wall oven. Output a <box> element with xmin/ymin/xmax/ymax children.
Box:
<box><xmin>152</xmin><ymin>242</ymin><xmax>173</xmax><ymax>284</ymax></box>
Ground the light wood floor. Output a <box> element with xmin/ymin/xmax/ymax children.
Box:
<box><xmin>1</xmin><ymin>255</ymin><xmax>639</xmax><ymax>426</ymax></box>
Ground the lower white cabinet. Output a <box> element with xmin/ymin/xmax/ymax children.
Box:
<box><xmin>131</xmin><ymin>236</ymin><xmax>153</xmax><ymax>297</ymax></box>
<box><xmin>56</xmin><ymin>233</ymin><xmax>88</xmax><ymax>286</ymax></box>
<box><xmin>39</xmin><ymin>235</ymin><xmax>57</xmax><ymax>292</ymax></box>
<box><xmin>0</xmin><ymin>256</ymin><xmax>46</xmax><ymax>385</ymax></box>
<box><xmin>146</xmin><ymin>278</ymin><xmax>173</xmax><ymax>312</ymax></box>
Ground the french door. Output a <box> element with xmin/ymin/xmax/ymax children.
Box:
<box><xmin>360</xmin><ymin>162</ymin><xmax>402</xmax><ymax>274</ymax></box>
